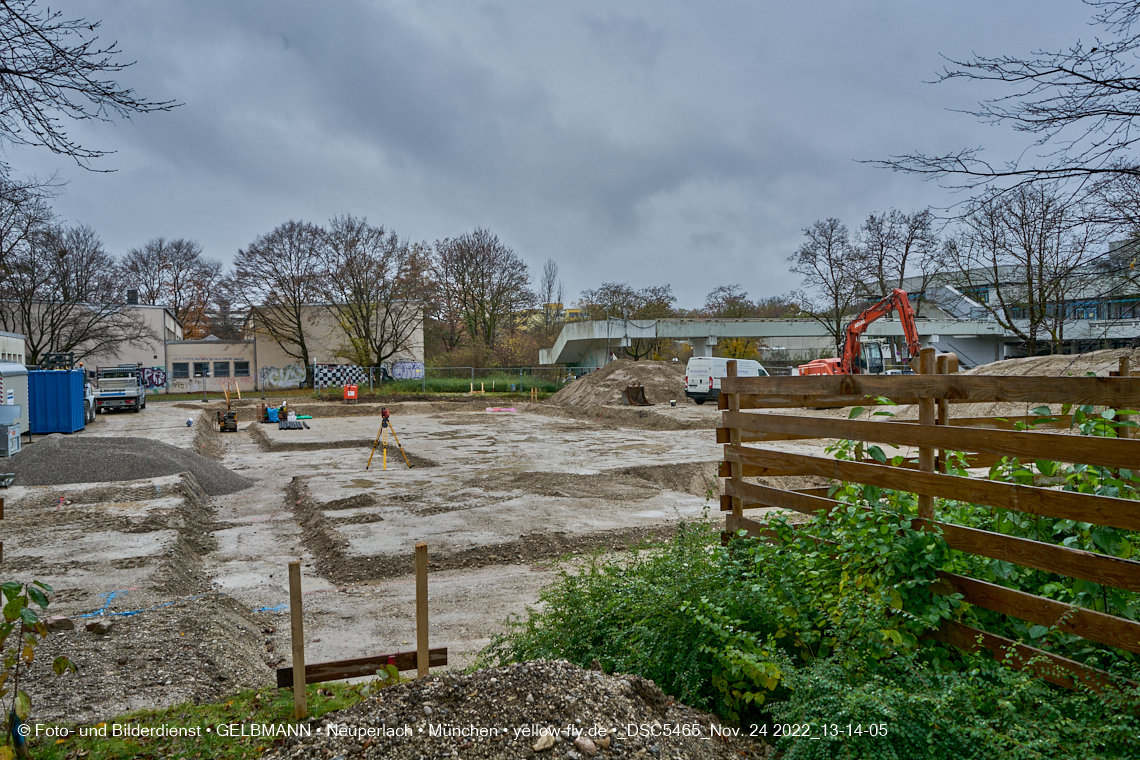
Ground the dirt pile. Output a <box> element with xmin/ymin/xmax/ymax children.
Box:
<box><xmin>965</xmin><ymin>347</ymin><xmax>1140</xmax><ymax>377</ymax></box>
<box><xmin>264</xmin><ymin>660</ymin><xmax>769</xmax><ymax>760</ymax></box>
<box><xmin>548</xmin><ymin>360</ymin><xmax>688</xmax><ymax>408</ymax></box>
<box><xmin>8</xmin><ymin>435</ymin><xmax>253</xmax><ymax>495</ymax></box>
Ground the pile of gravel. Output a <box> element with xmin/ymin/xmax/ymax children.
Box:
<box><xmin>9</xmin><ymin>435</ymin><xmax>253</xmax><ymax>496</ymax></box>
<box><xmin>265</xmin><ymin>660</ymin><xmax>769</xmax><ymax>760</ymax></box>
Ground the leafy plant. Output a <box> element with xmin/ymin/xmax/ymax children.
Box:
<box><xmin>0</xmin><ymin>581</ymin><xmax>75</xmax><ymax>758</ymax></box>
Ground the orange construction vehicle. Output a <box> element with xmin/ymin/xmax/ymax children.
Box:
<box><xmin>798</xmin><ymin>289</ymin><xmax>922</xmax><ymax>376</ymax></box>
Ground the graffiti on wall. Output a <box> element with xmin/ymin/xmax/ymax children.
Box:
<box><xmin>391</xmin><ymin>361</ymin><xmax>425</xmax><ymax>380</ymax></box>
<box><xmin>141</xmin><ymin>367</ymin><xmax>167</xmax><ymax>389</ymax></box>
<box><xmin>259</xmin><ymin>364</ymin><xmax>306</xmax><ymax>389</ymax></box>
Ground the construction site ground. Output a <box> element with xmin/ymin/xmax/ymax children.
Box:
<box><xmin>8</xmin><ymin>351</ymin><xmax>1129</xmax><ymax>726</ymax></box>
<box><xmin>0</xmin><ymin>392</ymin><xmax>756</xmax><ymax>724</ymax></box>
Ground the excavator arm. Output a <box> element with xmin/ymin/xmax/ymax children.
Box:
<box><xmin>839</xmin><ymin>289</ymin><xmax>921</xmax><ymax>374</ymax></box>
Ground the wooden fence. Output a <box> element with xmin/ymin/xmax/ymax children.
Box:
<box><xmin>717</xmin><ymin>350</ymin><xmax>1140</xmax><ymax>691</ymax></box>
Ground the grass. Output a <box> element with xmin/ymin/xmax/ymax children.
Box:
<box><xmin>151</xmin><ymin>374</ymin><xmax>563</xmax><ymax>403</ymax></box>
<box><xmin>20</xmin><ymin>682</ymin><xmax>370</xmax><ymax>760</ymax></box>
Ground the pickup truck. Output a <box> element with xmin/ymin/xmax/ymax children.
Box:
<box><xmin>94</xmin><ymin>365</ymin><xmax>147</xmax><ymax>413</ymax></box>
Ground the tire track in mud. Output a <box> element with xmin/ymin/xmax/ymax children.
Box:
<box><xmin>288</xmin><ymin>476</ymin><xmax>681</xmax><ymax>585</ymax></box>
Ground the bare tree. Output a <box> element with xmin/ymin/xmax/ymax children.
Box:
<box><xmin>207</xmin><ymin>275</ymin><xmax>244</xmax><ymax>340</ymax></box>
<box><xmin>233</xmin><ymin>221</ymin><xmax>324</xmax><ymax>379</ymax></box>
<box><xmin>874</xmin><ymin>0</ymin><xmax>1140</xmax><ymax>206</ymax></box>
<box><xmin>943</xmin><ymin>185</ymin><xmax>1100</xmax><ymax>355</ymax></box>
<box><xmin>121</xmin><ymin>238</ymin><xmax>223</xmax><ymax>338</ymax></box>
<box><xmin>789</xmin><ymin>218</ymin><xmax>861</xmax><ymax>353</ymax></box>
<box><xmin>320</xmin><ymin>215</ymin><xmax>428</xmax><ymax>368</ymax></box>
<box><xmin>578</xmin><ymin>282</ymin><xmax>677</xmax><ymax>359</ymax></box>
<box><xmin>0</xmin><ymin>0</ymin><xmax>177</xmax><ymax>169</ymax></box>
<box><xmin>703</xmin><ymin>284</ymin><xmax>755</xmax><ymax>318</ymax></box>
<box><xmin>0</xmin><ymin>223</ymin><xmax>153</xmax><ymax>364</ymax></box>
<box><xmin>433</xmin><ymin>229</ymin><xmax>536</xmax><ymax>350</ymax></box>
<box><xmin>539</xmin><ymin>259</ymin><xmax>565</xmax><ymax>337</ymax></box>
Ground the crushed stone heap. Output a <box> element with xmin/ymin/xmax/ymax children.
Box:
<box><xmin>265</xmin><ymin>660</ymin><xmax>768</xmax><ymax>760</ymax></box>
<box><xmin>8</xmin><ymin>434</ymin><xmax>253</xmax><ymax>496</ymax></box>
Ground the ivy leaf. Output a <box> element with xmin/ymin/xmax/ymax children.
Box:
<box><xmin>1028</xmin><ymin>625</ymin><xmax>1050</xmax><ymax>639</ymax></box>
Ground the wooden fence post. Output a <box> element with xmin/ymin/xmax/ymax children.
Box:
<box><xmin>917</xmin><ymin>348</ymin><xmax>937</xmax><ymax>520</ymax></box>
<box><xmin>415</xmin><ymin>543</ymin><xmax>429</xmax><ymax>678</ymax></box>
<box><xmin>1120</xmin><ymin>357</ymin><xmax>1134</xmax><ymax>440</ymax></box>
<box><xmin>289</xmin><ymin>561</ymin><xmax>307</xmax><ymax>720</ymax></box>
<box><xmin>725</xmin><ymin>360</ymin><xmax>743</xmax><ymax>523</ymax></box>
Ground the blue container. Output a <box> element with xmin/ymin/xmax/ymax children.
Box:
<box><xmin>28</xmin><ymin>369</ymin><xmax>86</xmax><ymax>434</ymax></box>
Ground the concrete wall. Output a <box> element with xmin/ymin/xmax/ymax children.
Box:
<box><xmin>0</xmin><ymin>332</ymin><xmax>25</xmax><ymax>365</ymax></box>
<box><xmin>82</xmin><ymin>306</ymin><xmax>183</xmax><ymax>377</ymax></box>
<box><xmin>166</xmin><ymin>340</ymin><xmax>257</xmax><ymax>393</ymax></box>
<box><xmin>250</xmin><ymin>305</ymin><xmax>424</xmax><ymax>390</ymax></box>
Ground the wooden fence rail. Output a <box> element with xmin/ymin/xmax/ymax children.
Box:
<box><xmin>719</xmin><ymin>351</ymin><xmax>1140</xmax><ymax>691</ymax></box>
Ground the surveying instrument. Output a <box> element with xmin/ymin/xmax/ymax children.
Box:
<box><xmin>366</xmin><ymin>407</ymin><xmax>412</xmax><ymax>470</ymax></box>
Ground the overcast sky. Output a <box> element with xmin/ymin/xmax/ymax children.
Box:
<box><xmin>8</xmin><ymin>0</ymin><xmax>1102</xmax><ymax>308</ymax></box>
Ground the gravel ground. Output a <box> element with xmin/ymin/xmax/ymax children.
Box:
<box><xmin>264</xmin><ymin>660</ymin><xmax>771</xmax><ymax>760</ymax></box>
<box><xmin>8</xmin><ymin>434</ymin><xmax>254</xmax><ymax>496</ymax></box>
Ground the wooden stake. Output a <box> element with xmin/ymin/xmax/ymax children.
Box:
<box><xmin>415</xmin><ymin>543</ymin><xmax>429</xmax><ymax>678</ymax></box>
<box><xmin>725</xmin><ymin>360</ymin><xmax>744</xmax><ymax>522</ymax></box>
<box><xmin>288</xmin><ymin>561</ymin><xmax>307</xmax><ymax>720</ymax></box>
<box><xmin>1120</xmin><ymin>358</ymin><xmax>1133</xmax><ymax>440</ymax></box>
<box><xmin>917</xmin><ymin>348</ymin><xmax>937</xmax><ymax>520</ymax></box>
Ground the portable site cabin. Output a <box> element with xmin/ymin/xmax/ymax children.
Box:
<box><xmin>0</xmin><ymin>362</ymin><xmax>29</xmax><ymax>432</ymax></box>
<box><xmin>28</xmin><ymin>369</ymin><xmax>85</xmax><ymax>434</ymax></box>
<box><xmin>0</xmin><ymin>362</ymin><xmax>28</xmax><ymax>456</ymax></box>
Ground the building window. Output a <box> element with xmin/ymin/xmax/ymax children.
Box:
<box><xmin>173</xmin><ymin>363</ymin><xmax>189</xmax><ymax>379</ymax></box>
<box><xmin>213</xmin><ymin>361</ymin><xmax>230</xmax><ymax>377</ymax></box>
<box><xmin>234</xmin><ymin>361</ymin><xmax>250</xmax><ymax>378</ymax></box>
<box><xmin>193</xmin><ymin>362</ymin><xmax>209</xmax><ymax>378</ymax></box>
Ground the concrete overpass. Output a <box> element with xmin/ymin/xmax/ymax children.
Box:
<box><xmin>539</xmin><ymin>317</ymin><xmax>1007</xmax><ymax>368</ymax></box>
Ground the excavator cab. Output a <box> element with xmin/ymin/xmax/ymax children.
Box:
<box><xmin>861</xmin><ymin>341</ymin><xmax>886</xmax><ymax>374</ymax></box>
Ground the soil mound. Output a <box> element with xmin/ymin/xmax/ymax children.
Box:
<box><xmin>8</xmin><ymin>435</ymin><xmax>253</xmax><ymax>495</ymax></box>
<box><xmin>264</xmin><ymin>660</ymin><xmax>767</xmax><ymax>760</ymax></box>
<box><xmin>548</xmin><ymin>360</ymin><xmax>689</xmax><ymax>408</ymax></box>
<box><xmin>965</xmin><ymin>347</ymin><xmax>1139</xmax><ymax>377</ymax></box>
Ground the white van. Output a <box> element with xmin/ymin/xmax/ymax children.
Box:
<box><xmin>684</xmin><ymin>357</ymin><xmax>767</xmax><ymax>404</ymax></box>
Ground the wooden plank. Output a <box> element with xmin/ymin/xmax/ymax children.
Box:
<box><xmin>921</xmin><ymin>519</ymin><xmax>1140</xmax><ymax>593</ymax></box>
<box><xmin>727</xmin><ymin>474</ymin><xmax>1140</xmax><ymax>592</ymax></box>
<box><xmin>277</xmin><ymin>648</ymin><xmax>449</xmax><ymax>687</ymax></box>
<box><xmin>723</xmin><ymin>374</ymin><xmax>1140</xmax><ymax>407</ymax></box>
<box><xmin>1120</xmin><ymin>358</ymin><xmax>1134</xmax><ymax>440</ymax></box>
<box><xmin>724</xmin><ymin>479</ymin><xmax>837</xmax><ymax>515</ymax></box>
<box><xmin>723</xmin><ymin>446</ymin><xmax>1140</xmax><ymax>532</ymax></box>
<box><xmin>929</xmin><ymin>620</ymin><xmax>1121</xmax><ymax>692</ymax></box>
<box><xmin>721</xmin><ymin>411</ymin><xmax>1140</xmax><ymax>470</ymax></box>
<box><xmin>415</xmin><ymin>543</ymin><xmax>429</xmax><ymax>678</ymax></box>
<box><xmin>896</xmin><ymin>415</ymin><xmax>1073</xmax><ymax>430</ymax></box>
<box><xmin>935</xmin><ymin>573</ymin><xmax>1140</xmax><ymax>654</ymax></box>
<box><xmin>719</xmin><ymin>460</ymin><xmax>804</xmax><ymax>478</ymax></box>
<box><xmin>717</xmin><ymin>427</ymin><xmax>818</xmax><ymax>443</ymax></box>
<box><xmin>725</xmin><ymin>512</ymin><xmax>777</xmax><ymax>540</ymax></box>
<box><xmin>288</xmin><ymin>561</ymin><xmax>307</xmax><ymax>720</ymax></box>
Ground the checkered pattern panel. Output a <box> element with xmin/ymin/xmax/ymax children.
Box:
<box><xmin>313</xmin><ymin>364</ymin><xmax>370</xmax><ymax>389</ymax></box>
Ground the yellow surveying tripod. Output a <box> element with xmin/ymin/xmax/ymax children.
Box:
<box><xmin>366</xmin><ymin>407</ymin><xmax>412</xmax><ymax>470</ymax></box>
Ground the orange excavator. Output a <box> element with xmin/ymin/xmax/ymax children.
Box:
<box><xmin>798</xmin><ymin>289</ymin><xmax>922</xmax><ymax>376</ymax></box>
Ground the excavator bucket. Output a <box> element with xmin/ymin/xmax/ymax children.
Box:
<box><xmin>621</xmin><ymin>383</ymin><xmax>652</xmax><ymax>406</ymax></box>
